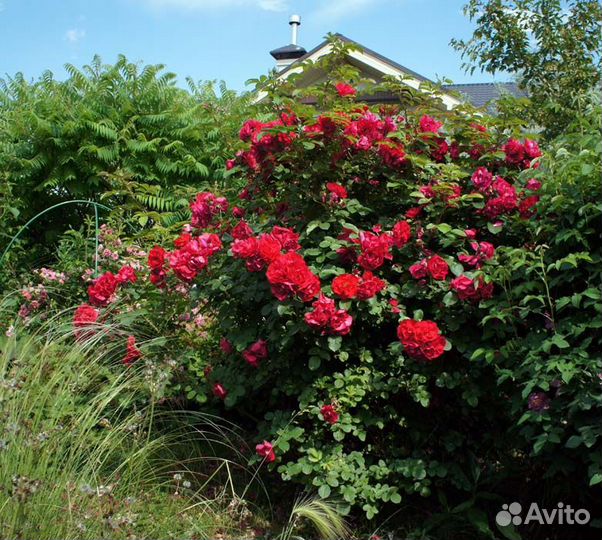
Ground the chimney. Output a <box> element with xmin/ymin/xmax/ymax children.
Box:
<box><xmin>270</xmin><ymin>15</ymin><xmax>307</xmax><ymax>72</ymax></box>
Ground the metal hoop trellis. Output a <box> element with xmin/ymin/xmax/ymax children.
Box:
<box><xmin>0</xmin><ymin>200</ymin><xmax>112</xmax><ymax>276</ymax></box>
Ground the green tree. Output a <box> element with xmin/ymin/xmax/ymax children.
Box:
<box><xmin>0</xmin><ymin>55</ymin><xmax>252</xmax><ymax>263</ymax></box>
<box><xmin>451</xmin><ymin>0</ymin><xmax>602</xmax><ymax>136</ymax></box>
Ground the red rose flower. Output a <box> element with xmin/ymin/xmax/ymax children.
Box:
<box><xmin>503</xmin><ymin>139</ymin><xmax>525</xmax><ymax>165</ymax></box>
<box><xmin>519</xmin><ymin>195</ymin><xmax>539</xmax><ymax>218</ymax></box>
<box><xmin>116</xmin><ymin>265</ymin><xmax>137</xmax><ymax>284</ymax></box>
<box><xmin>357</xmin><ymin>271</ymin><xmax>386</xmax><ymax>300</ymax></box>
<box><xmin>123</xmin><ymin>335</ymin><xmax>142</xmax><ymax>366</ymax></box>
<box><xmin>213</xmin><ymin>383</ymin><xmax>228</xmax><ymax>400</ymax></box>
<box><xmin>419</xmin><ymin>115</ymin><xmax>443</xmax><ymax>134</ymax></box>
<box><xmin>378</xmin><ymin>142</ymin><xmax>407</xmax><ymax>168</ymax></box>
<box><xmin>392</xmin><ymin>221</ymin><xmax>411</xmax><ymax>248</ymax></box>
<box><xmin>484</xmin><ymin>177</ymin><xmax>518</xmax><ymax>218</ymax></box>
<box><xmin>397</xmin><ymin>319</ymin><xmax>446</xmax><ymax>361</ymax></box>
<box><xmin>357</xmin><ymin>231</ymin><xmax>392</xmax><ymax>271</ymax></box>
<box><xmin>406</xmin><ymin>206</ymin><xmax>423</xmax><ymax>219</ymax></box>
<box><xmin>471</xmin><ymin>167</ymin><xmax>494</xmax><ymax>191</ymax></box>
<box><xmin>88</xmin><ymin>271</ymin><xmax>119</xmax><ymax>307</ymax></box>
<box><xmin>432</xmin><ymin>139</ymin><xmax>449</xmax><ymax>162</ymax></box>
<box><xmin>270</xmin><ymin>226</ymin><xmax>301</xmax><ymax>252</ymax></box>
<box><xmin>150</xmin><ymin>268</ymin><xmax>167</xmax><ymax>287</ymax></box>
<box><xmin>332</xmin><ymin>274</ymin><xmax>360</xmax><ymax>300</ymax></box>
<box><xmin>256</xmin><ymin>440</ymin><xmax>276</xmax><ymax>463</ymax></box>
<box><xmin>305</xmin><ymin>294</ymin><xmax>336</xmax><ymax>331</ymax></box>
<box><xmin>232</xmin><ymin>220</ymin><xmax>254</xmax><ymax>240</ymax></box>
<box><xmin>148</xmin><ymin>246</ymin><xmax>166</xmax><ymax>269</ymax></box>
<box><xmin>450</xmin><ymin>275</ymin><xmax>477</xmax><ymax>300</ymax></box>
<box><xmin>478</xmin><ymin>242</ymin><xmax>495</xmax><ymax>260</ymax></box>
<box><xmin>242</xmin><ymin>339</ymin><xmax>268</xmax><ymax>368</ymax></box>
<box><xmin>220</xmin><ymin>338</ymin><xmax>234</xmax><ymax>355</ymax></box>
<box><xmin>266</xmin><ymin>252</ymin><xmax>320</xmax><ymax>302</ymax></box>
<box><xmin>409</xmin><ymin>260</ymin><xmax>428</xmax><ymax>280</ymax></box>
<box><xmin>321</xmin><ymin>404</ymin><xmax>339</xmax><ymax>425</ymax></box>
<box><xmin>524</xmin><ymin>139</ymin><xmax>542</xmax><ymax>159</ymax></box>
<box><xmin>257</xmin><ymin>234</ymin><xmax>282</xmax><ymax>264</ymax></box>
<box><xmin>73</xmin><ymin>304</ymin><xmax>99</xmax><ymax>341</ymax></box>
<box><xmin>232</xmin><ymin>237</ymin><xmax>259</xmax><ymax>260</ymax></box>
<box><xmin>335</xmin><ymin>83</ymin><xmax>356</xmax><ymax>97</ymax></box>
<box><xmin>330</xmin><ymin>309</ymin><xmax>353</xmax><ymax>336</ymax></box>
<box><xmin>451</xmin><ymin>275</ymin><xmax>493</xmax><ymax>301</ymax></box>
<box><xmin>326</xmin><ymin>182</ymin><xmax>348</xmax><ymax>203</ymax></box>
<box><xmin>190</xmin><ymin>192</ymin><xmax>229</xmax><ymax>229</ymax></box>
<box><xmin>168</xmin><ymin>250</ymin><xmax>197</xmax><ymax>282</ymax></box>
<box><xmin>526</xmin><ymin>179</ymin><xmax>542</xmax><ymax>191</ymax></box>
<box><xmin>174</xmin><ymin>233</ymin><xmax>192</xmax><ymax>248</ymax></box>
<box><xmin>426</xmin><ymin>255</ymin><xmax>449</xmax><ymax>281</ymax></box>
<box><xmin>232</xmin><ymin>206</ymin><xmax>245</xmax><ymax>218</ymax></box>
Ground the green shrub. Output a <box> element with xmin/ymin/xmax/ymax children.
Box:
<box><xmin>0</xmin><ymin>56</ymin><xmax>254</xmax><ymax>270</ymax></box>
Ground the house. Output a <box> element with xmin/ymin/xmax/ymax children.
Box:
<box><xmin>266</xmin><ymin>16</ymin><xmax>525</xmax><ymax>109</ymax></box>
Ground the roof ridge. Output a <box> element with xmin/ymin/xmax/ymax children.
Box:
<box><xmin>444</xmin><ymin>82</ymin><xmax>518</xmax><ymax>87</ymax></box>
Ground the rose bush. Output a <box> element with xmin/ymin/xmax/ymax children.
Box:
<box><xmin>7</xmin><ymin>74</ymin><xmax>599</xmax><ymax>536</ymax></box>
<box><xmin>69</xmin><ymin>79</ymin><xmax>560</xmax><ymax>522</ymax></box>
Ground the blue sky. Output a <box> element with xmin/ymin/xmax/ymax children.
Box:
<box><xmin>0</xmin><ymin>0</ymin><xmax>510</xmax><ymax>91</ymax></box>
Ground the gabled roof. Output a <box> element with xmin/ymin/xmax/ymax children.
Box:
<box><xmin>266</xmin><ymin>33</ymin><xmax>522</xmax><ymax>110</ymax></box>
<box><xmin>278</xmin><ymin>33</ymin><xmax>432</xmax><ymax>83</ymax></box>
<box><xmin>271</xmin><ymin>33</ymin><xmax>461</xmax><ymax>109</ymax></box>
<box><xmin>444</xmin><ymin>82</ymin><xmax>526</xmax><ymax>108</ymax></box>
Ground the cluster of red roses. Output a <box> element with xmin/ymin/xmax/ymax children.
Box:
<box><xmin>397</xmin><ymin>319</ymin><xmax>447</xmax><ymax>362</ymax></box>
<box><xmin>503</xmin><ymin>138</ymin><xmax>542</xmax><ymax>167</ymax></box>
<box><xmin>87</xmin><ymin>266</ymin><xmax>137</xmax><ymax>306</ymax></box>
<box><xmin>231</xmin><ymin>223</ymin><xmax>300</xmax><ymax>271</ymax></box>
<box><xmin>147</xmin><ymin>232</ymin><xmax>222</xmax><ymax>286</ymax></box>
<box><xmin>331</xmin><ymin>271</ymin><xmax>386</xmax><ymax>301</ymax></box>
<box><xmin>304</xmin><ymin>294</ymin><xmax>353</xmax><ymax>336</ymax></box>
<box><xmin>450</xmin><ymin>275</ymin><xmax>494</xmax><ymax>302</ymax></box>
<box><xmin>408</xmin><ymin>237</ymin><xmax>496</xmax><ymax>303</ymax></box>
<box><xmin>469</xmin><ymin>137</ymin><xmax>542</xmax><ymax>220</ymax></box>
<box><xmin>190</xmin><ymin>191</ymin><xmax>229</xmax><ymax>229</ymax></box>
<box><xmin>229</xmin><ymin>112</ymin><xmax>298</xmax><ymax>171</ymax></box>
<box><xmin>337</xmin><ymin>220</ymin><xmax>412</xmax><ymax>271</ymax></box>
<box><xmin>230</xmin><ymin>223</ymin><xmax>322</xmax><ymax>303</ymax></box>
<box><xmin>409</xmin><ymin>255</ymin><xmax>449</xmax><ymax>281</ymax></box>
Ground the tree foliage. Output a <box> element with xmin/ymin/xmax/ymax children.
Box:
<box><xmin>451</xmin><ymin>0</ymin><xmax>602</xmax><ymax>136</ymax></box>
<box><xmin>0</xmin><ymin>55</ymin><xmax>253</xmax><ymax>265</ymax></box>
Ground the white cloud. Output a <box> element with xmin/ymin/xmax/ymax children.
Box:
<box><xmin>65</xmin><ymin>28</ymin><xmax>86</xmax><ymax>43</ymax></box>
<box><xmin>139</xmin><ymin>0</ymin><xmax>288</xmax><ymax>12</ymax></box>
